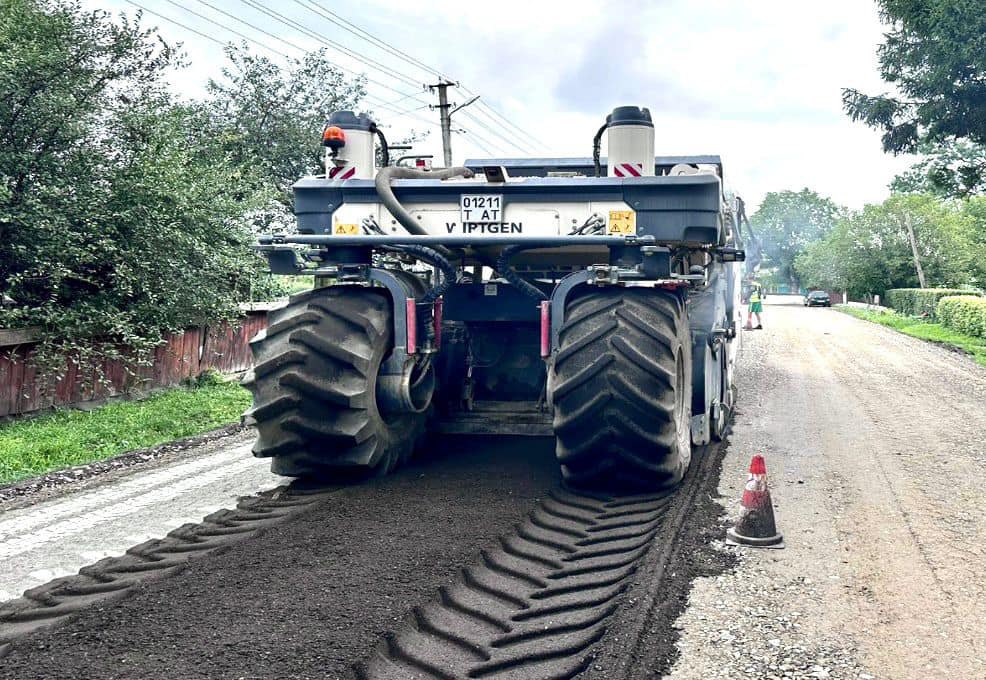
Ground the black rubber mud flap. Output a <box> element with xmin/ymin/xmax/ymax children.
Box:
<box><xmin>243</xmin><ymin>287</ymin><xmax>426</xmax><ymax>480</ymax></box>
<box><xmin>550</xmin><ymin>288</ymin><xmax>692</xmax><ymax>492</ymax></box>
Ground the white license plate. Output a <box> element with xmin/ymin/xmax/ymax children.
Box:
<box><xmin>460</xmin><ymin>194</ymin><xmax>503</xmax><ymax>224</ymax></box>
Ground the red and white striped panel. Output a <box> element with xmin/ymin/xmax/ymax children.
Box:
<box><xmin>328</xmin><ymin>165</ymin><xmax>357</xmax><ymax>180</ymax></box>
<box><xmin>612</xmin><ymin>162</ymin><xmax>643</xmax><ymax>178</ymax></box>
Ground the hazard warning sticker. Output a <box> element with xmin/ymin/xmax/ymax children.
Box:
<box><xmin>607</xmin><ymin>210</ymin><xmax>636</xmax><ymax>235</ymax></box>
<box><xmin>334</xmin><ymin>223</ymin><xmax>359</xmax><ymax>235</ymax></box>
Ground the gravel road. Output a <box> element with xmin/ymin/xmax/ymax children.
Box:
<box><xmin>666</xmin><ymin>296</ymin><xmax>986</xmax><ymax>679</ymax></box>
<box><xmin>0</xmin><ymin>431</ymin><xmax>286</xmax><ymax>603</ymax></box>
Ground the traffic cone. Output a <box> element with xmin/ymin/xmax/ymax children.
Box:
<box><xmin>743</xmin><ymin>311</ymin><xmax>753</xmax><ymax>330</ymax></box>
<box><xmin>726</xmin><ymin>454</ymin><xmax>784</xmax><ymax>548</ymax></box>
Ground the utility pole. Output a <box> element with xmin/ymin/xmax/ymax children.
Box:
<box><xmin>429</xmin><ymin>81</ymin><xmax>479</xmax><ymax>167</ymax></box>
<box><xmin>903</xmin><ymin>213</ymin><xmax>927</xmax><ymax>288</ymax></box>
<box><xmin>429</xmin><ymin>80</ymin><xmax>454</xmax><ymax>168</ymax></box>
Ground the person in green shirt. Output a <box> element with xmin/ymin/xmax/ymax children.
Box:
<box><xmin>748</xmin><ymin>286</ymin><xmax>763</xmax><ymax>329</ymax></box>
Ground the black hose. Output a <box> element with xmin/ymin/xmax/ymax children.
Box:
<box><xmin>592</xmin><ymin>122</ymin><xmax>608</xmax><ymax>177</ymax></box>
<box><xmin>386</xmin><ymin>244</ymin><xmax>457</xmax><ymax>304</ymax></box>
<box><xmin>496</xmin><ymin>245</ymin><xmax>547</xmax><ymax>301</ymax></box>
<box><xmin>382</xmin><ymin>243</ymin><xmax>457</xmax><ymax>346</ymax></box>
<box><xmin>371</xmin><ymin>124</ymin><xmax>390</xmax><ymax>167</ymax></box>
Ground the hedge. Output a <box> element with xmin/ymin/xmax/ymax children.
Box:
<box><xmin>885</xmin><ymin>288</ymin><xmax>980</xmax><ymax>319</ymax></box>
<box><xmin>936</xmin><ymin>296</ymin><xmax>986</xmax><ymax>339</ymax></box>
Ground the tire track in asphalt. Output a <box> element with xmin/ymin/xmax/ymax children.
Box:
<box><xmin>0</xmin><ymin>484</ymin><xmax>335</xmax><ymax>659</ymax></box>
<box><xmin>0</xmin><ymin>436</ymin><xmax>730</xmax><ymax>679</ymax></box>
<box><xmin>359</xmin><ymin>444</ymin><xmax>720</xmax><ymax>680</ymax></box>
<box><xmin>0</xmin><ymin>440</ymin><xmax>287</xmax><ymax>602</ymax></box>
<box><xmin>0</xmin><ymin>436</ymin><xmax>564</xmax><ymax>679</ymax></box>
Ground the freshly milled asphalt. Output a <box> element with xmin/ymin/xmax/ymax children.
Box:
<box><xmin>0</xmin><ymin>435</ymin><xmax>564</xmax><ymax>679</ymax></box>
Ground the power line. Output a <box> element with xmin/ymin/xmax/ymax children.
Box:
<box><xmin>376</xmin><ymin>89</ymin><xmax>429</xmax><ymax>109</ymax></box>
<box><xmin>466</xmin><ymin>97</ymin><xmax>542</xmax><ymax>147</ymax></box>
<box><xmin>185</xmin><ymin>0</ymin><xmax>422</xmax><ymax>105</ymax></box>
<box><xmin>455</xmin><ymin>127</ymin><xmax>497</xmax><ymax>156</ymax></box>
<box><xmin>123</xmin><ymin>5</ymin><xmax>495</xmax><ymax>160</ymax></box>
<box><xmin>236</xmin><ymin>0</ymin><xmax>428</xmax><ymax>95</ymax></box>
<box><xmin>127</xmin><ymin>0</ymin><xmax>430</xmax><ymax>123</ymax></box>
<box><xmin>163</xmin><ymin>0</ymin><xmax>296</xmax><ymax>58</ymax></box>
<box><xmin>460</xmin><ymin>109</ymin><xmax>534</xmax><ymax>154</ymax></box>
<box><xmin>291</xmin><ymin>1</ymin><xmax>541</xmax><ymax>150</ymax></box>
<box><xmin>457</xmin><ymin>125</ymin><xmax>509</xmax><ymax>156</ymax></box>
<box><xmin>127</xmin><ymin>0</ymin><xmax>287</xmax><ymax>57</ymax></box>
<box><xmin>297</xmin><ymin>0</ymin><xmax>448</xmax><ymax>81</ymax></box>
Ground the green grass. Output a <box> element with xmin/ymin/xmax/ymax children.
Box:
<box><xmin>0</xmin><ymin>375</ymin><xmax>251</xmax><ymax>485</ymax></box>
<box><xmin>836</xmin><ymin>305</ymin><xmax>986</xmax><ymax>367</ymax></box>
<box><xmin>283</xmin><ymin>275</ymin><xmax>315</xmax><ymax>295</ymax></box>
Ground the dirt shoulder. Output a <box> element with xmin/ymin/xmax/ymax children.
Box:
<box><xmin>667</xmin><ymin>300</ymin><xmax>986</xmax><ymax>679</ymax></box>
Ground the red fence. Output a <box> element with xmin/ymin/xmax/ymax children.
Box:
<box><xmin>0</xmin><ymin>312</ymin><xmax>268</xmax><ymax>418</ymax></box>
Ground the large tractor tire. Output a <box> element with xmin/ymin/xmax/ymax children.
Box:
<box><xmin>551</xmin><ymin>288</ymin><xmax>692</xmax><ymax>492</ymax></box>
<box><xmin>243</xmin><ymin>287</ymin><xmax>427</xmax><ymax>480</ymax></box>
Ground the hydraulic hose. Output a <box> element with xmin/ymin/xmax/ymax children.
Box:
<box><xmin>375</xmin><ymin>165</ymin><xmax>475</xmax><ymax>236</ymax></box>
<box><xmin>496</xmin><ymin>245</ymin><xmax>548</xmax><ymax>301</ymax></box>
<box><xmin>370</xmin><ymin>124</ymin><xmax>390</xmax><ymax>167</ymax></box>
<box><xmin>382</xmin><ymin>243</ymin><xmax>457</xmax><ymax>346</ymax></box>
<box><xmin>592</xmin><ymin>123</ymin><xmax>608</xmax><ymax>177</ymax></box>
<box><xmin>391</xmin><ymin>243</ymin><xmax>457</xmax><ymax>305</ymax></box>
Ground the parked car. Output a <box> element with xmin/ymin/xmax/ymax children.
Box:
<box><xmin>804</xmin><ymin>290</ymin><xmax>832</xmax><ymax>307</ymax></box>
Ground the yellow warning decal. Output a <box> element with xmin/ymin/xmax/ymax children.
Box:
<box><xmin>334</xmin><ymin>223</ymin><xmax>359</xmax><ymax>235</ymax></box>
<box><xmin>608</xmin><ymin>210</ymin><xmax>636</xmax><ymax>235</ymax></box>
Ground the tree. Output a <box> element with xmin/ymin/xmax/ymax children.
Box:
<box><xmin>891</xmin><ymin>139</ymin><xmax>986</xmax><ymax>198</ymax></box>
<box><xmin>0</xmin><ymin>1</ymin><xmax>275</xmax><ymax>374</ymax></box>
<box><xmin>201</xmin><ymin>44</ymin><xmax>366</xmax><ymax>214</ymax></box>
<box><xmin>794</xmin><ymin>194</ymin><xmax>974</xmax><ymax>298</ymax></box>
<box><xmin>750</xmin><ymin>189</ymin><xmax>843</xmax><ymax>289</ymax></box>
<box><xmin>843</xmin><ymin>1</ymin><xmax>986</xmax><ymax>193</ymax></box>
<box><xmin>956</xmin><ymin>196</ymin><xmax>986</xmax><ymax>288</ymax></box>
<box><xmin>793</xmin><ymin>239</ymin><xmax>847</xmax><ymax>292</ymax></box>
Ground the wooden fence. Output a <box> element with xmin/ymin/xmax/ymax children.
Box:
<box><xmin>0</xmin><ymin>311</ymin><xmax>269</xmax><ymax>418</ymax></box>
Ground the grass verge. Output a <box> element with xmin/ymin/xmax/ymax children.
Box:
<box><xmin>836</xmin><ymin>305</ymin><xmax>986</xmax><ymax>368</ymax></box>
<box><xmin>0</xmin><ymin>374</ymin><xmax>250</xmax><ymax>485</ymax></box>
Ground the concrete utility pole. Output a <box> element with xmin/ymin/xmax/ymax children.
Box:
<box><xmin>429</xmin><ymin>81</ymin><xmax>479</xmax><ymax>168</ymax></box>
<box><xmin>903</xmin><ymin>213</ymin><xmax>927</xmax><ymax>288</ymax></box>
<box><xmin>429</xmin><ymin>80</ymin><xmax>454</xmax><ymax>168</ymax></box>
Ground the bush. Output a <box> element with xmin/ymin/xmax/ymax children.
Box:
<box><xmin>937</xmin><ymin>296</ymin><xmax>986</xmax><ymax>338</ymax></box>
<box><xmin>885</xmin><ymin>288</ymin><xmax>980</xmax><ymax>319</ymax></box>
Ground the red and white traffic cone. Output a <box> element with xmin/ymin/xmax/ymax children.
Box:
<box><xmin>726</xmin><ymin>454</ymin><xmax>784</xmax><ymax>548</ymax></box>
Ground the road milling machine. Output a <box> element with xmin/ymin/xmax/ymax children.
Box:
<box><xmin>248</xmin><ymin>105</ymin><xmax>749</xmax><ymax>491</ymax></box>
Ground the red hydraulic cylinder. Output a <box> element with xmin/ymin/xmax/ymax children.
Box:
<box><xmin>406</xmin><ymin>299</ymin><xmax>417</xmax><ymax>355</ymax></box>
<box><xmin>540</xmin><ymin>301</ymin><xmax>550</xmax><ymax>358</ymax></box>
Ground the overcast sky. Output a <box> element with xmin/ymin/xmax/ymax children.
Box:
<box><xmin>87</xmin><ymin>0</ymin><xmax>914</xmax><ymax>211</ymax></box>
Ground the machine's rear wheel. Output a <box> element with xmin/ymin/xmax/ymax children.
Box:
<box><xmin>243</xmin><ymin>287</ymin><xmax>427</xmax><ymax>479</ymax></box>
<box><xmin>551</xmin><ymin>288</ymin><xmax>692</xmax><ymax>491</ymax></box>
